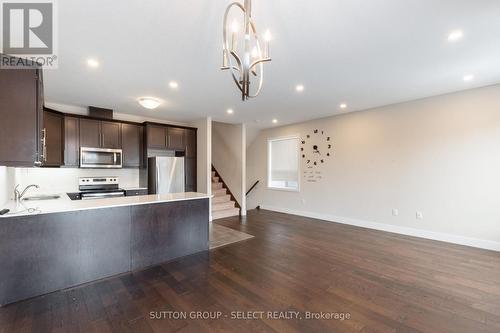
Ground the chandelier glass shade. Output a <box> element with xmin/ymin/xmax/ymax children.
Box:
<box><xmin>221</xmin><ymin>0</ymin><xmax>271</xmax><ymax>101</ymax></box>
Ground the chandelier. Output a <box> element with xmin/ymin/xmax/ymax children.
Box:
<box><xmin>221</xmin><ymin>0</ymin><xmax>272</xmax><ymax>101</ymax></box>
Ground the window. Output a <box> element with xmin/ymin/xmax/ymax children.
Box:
<box><xmin>268</xmin><ymin>136</ymin><xmax>300</xmax><ymax>191</ymax></box>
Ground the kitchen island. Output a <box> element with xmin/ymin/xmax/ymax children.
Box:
<box><xmin>0</xmin><ymin>193</ymin><xmax>210</xmax><ymax>306</ymax></box>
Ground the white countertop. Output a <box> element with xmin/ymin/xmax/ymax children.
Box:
<box><xmin>0</xmin><ymin>192</ymin><xmax>210</xmax><ymax>218</ymax></box>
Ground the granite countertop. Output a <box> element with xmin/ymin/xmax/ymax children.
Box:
<box><xmin>0</xmin><ymin>192</ymin><xmax>210</xmax><ymax>218</ymax></box>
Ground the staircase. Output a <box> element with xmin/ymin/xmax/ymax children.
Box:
<box><xmin>211</xmin><ymin>170</ymin><xmax>240</xmax><ymax>220</ymax></box>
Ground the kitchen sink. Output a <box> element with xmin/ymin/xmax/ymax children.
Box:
<box><xmin>23</xmin><ymin>195</ymin><xmax>61</xmax><ymax>201</ymax></box>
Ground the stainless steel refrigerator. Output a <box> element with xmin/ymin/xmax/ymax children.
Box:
<box><xmin>148</xmin><ymin>156</ymin><xmax>185</xmax><ymax>194</ymax></box>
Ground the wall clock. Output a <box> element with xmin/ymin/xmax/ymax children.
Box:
<box><xmin>301</xmin><ymin>129</ymin><xmax>333</xmax><ymax>166</ymax></box>
<box><xmin>301</xmin><ymin>129</ymin><xmax>333</xmax><ymax>183</ymax></box>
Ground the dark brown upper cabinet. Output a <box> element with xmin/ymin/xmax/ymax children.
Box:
<box><xmin>80</xmin><ymin>119</ymin><xmax>100</xmax><ymax>148</ymax></box>
<box><xmin>167</xmin><ymin>127</ymin><xmax>185</xmax><ymax>150</ymax></box>
<box><xmin>101</xmin><ymin>121</ymin><xmax>121</xmax><ymax>149</ymax></box>
<box><xmin>185</xmin><ymin>129</ymin><xmax>197</xmax><ymax>158</ymax></box>
<box><xmin>147</xmin><ymin>125</ymin><xmax>167</xmax><ymax>149</ymax></box>
<box><xmin>121</xmin><ymin>123</ymin><xmax>143</xmax><ymax>168</ymax></box>
<box><xmin>80</xmin><ymin>119</ymin><xmax>121</xmax><ymax>149</ymax></box>
<box><xmin>0</xmin><ymin>66</ymin><xmax>44</xmax><ymax>167</ymax></box>
<box><xmin>64</xmin><ymin>116</ymin><xmax>80</xmax><ymax>167</ymax></box>
<box><xmin>42</xmin><ymin>111</ymin><xmax>63</xmax><ymax>167</ymax></box>
<box><xmin>146</xmin><ymin>124</ymin><xmax>187</xmax><ymax>151</ymax></box>
<box><xmin>185</xmin><ymin>157</ymin><xmax>197</xmax><ymax>192</ymax></box>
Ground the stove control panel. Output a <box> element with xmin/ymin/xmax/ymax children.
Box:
<box><xmin>79</xmin><ymin>177</ymin><xmax>119</xmax><ymax>186</ymax></box>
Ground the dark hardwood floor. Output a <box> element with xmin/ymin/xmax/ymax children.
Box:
<box><xmin>2</xmin><ymin>209</ymin><xmax>500</xmax><ymax>333</ymax></box>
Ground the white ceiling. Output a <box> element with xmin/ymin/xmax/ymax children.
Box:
<box><xmin>44</xmin><ymin>0</ymin><xmax>500</xmax><ymax>128</ymax></box>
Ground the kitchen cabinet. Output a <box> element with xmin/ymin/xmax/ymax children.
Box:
<box><xmin>0</xmin><ymin>65</ymin><xmax>44</xmax><ymax>167</ymax></box>
<box><xmin>80</xmin><ymin>119</ymin><xmax>100</xmax><ymax>148</ymax></box>
<box><xmin>42</xmin><ymin>111</ymin><xmax>63</xmax><ymax>166</ymax></box>
<box><xmin>121</xmin><ymin>123</ymin><xmax>143</xmax><ymax>167</ymax></box>
<box><xmin>80</xmin><ymin>119</ymin><xmax>121</xmax><ymax>149</ymax></box>
<box><xmin>101</xmin><ymin>121</ymin><xmax>121</xmax><ymax>149</ymax></box>
<box><xmin>124</xmin><ymin>188</ymin><xmax>148</xmax><ymax>196</ymax></box>
<box><xmin>185</xmin><ymin>129</ymin><xmax>197</xmax><ymax>158</ymax></box>
<box><xmin>185</xmin><ymin>157</ymin><xmax>197</xmax><ymax>192</ymax></box>
<box><xmin>147</xmin><ymin>125</ymin><xmax>166</xmax><ymax>149</ymax></box>
<box><xmin>64</xmin><ymin>116</ymin><xmax>80</xmax><ymax>167</ymax></box>
<box><xmin>167</xmin><ymin>127</ymin><xmax>185</xmax><ymax>150</ymax></box>
<box><xmin>146</xmin><ymin>124</ymin><xmax>188</xmax><ymax>151</ymax></box>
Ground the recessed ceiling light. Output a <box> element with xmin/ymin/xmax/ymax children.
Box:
<box><xmin>138</xmin><ymin>97</ymin><xmax>161</xmax><ymax>110</ymax></box>
<box><xmin>448</xmin><ymin>30</ymin><xmax>463</xmax><ymax>42</ymax></box>
<box><xmin>169</xmin><ymin>81</ymin><xmax>179</xmax><ymax>89</ymax></box>
<box><xmin>295</xmin><ymin>85</ymin><xmax>305</xmax><ymax>92</ymax></box>
<box><xmin>227</xmin><ymin>108</ymin><xmax>234</xmax><ymax>114</ymax></box>
<box><xmin>87</xmin><ymin>58</ymin><xmax>99</xmax><ymax>68</ymax></box>
<box><xmin>272</xmin><ymin>119</ymin><xmax>278</xmax><ymax>124</ymax></box>
<box><xmin>463</xmin><ymin>74</ymin><xmax>474</xmax><ymax>82</ymax></box>
<box><xmin>340</xmin><ymin>103</ymin><xmax>347</xmax><ymax>109</ymax></box>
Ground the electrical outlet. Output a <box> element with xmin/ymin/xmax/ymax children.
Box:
<box><xmin>416</xmin><ymin>211</ymin><xmax>423</xmax><ymax>220</ymax></box>
<box><xmin>392</xmin><ymin>209</ymin><xmax>399</xmax><ymax>216</ymax></box>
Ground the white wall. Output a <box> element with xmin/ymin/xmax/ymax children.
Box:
<box><xmin>190</xmin><ymin>117</ymin><xmax>212</xmax><ymax>219</ymax></box>
<box><xmin>45</xmin><ymin>102</ymin><xmax>190</xmax><ymax>127</ymax></box>
<box><xmin>0</xmin><ymin>167</ymin><xmax>9</xmax><ymax>205</ymax></box>
<box><xmin>212</xmin><ymin>122</ymin><xmax>246</xmax><ymax>214</ymax></box>
<box><xmin>247</xmin><ymin>84</ymin><xmax>500</xmax><ymax>251</ymax></box>
<box><xmin>10</xmin><ymin>168</ymin><xmax>141</xmax><ymax>195</ymax></box>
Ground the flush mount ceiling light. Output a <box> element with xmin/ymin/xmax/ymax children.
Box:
<box><xmin>221</xmin><ymin>0</ymin><xmax>272</xmax><ymax>101</ymax></box>
<box><xmin>463</xmin><ymin>74</ymin><xmax>474</xmax><ymax>82</ymax></box>
<box><xmin>138</xmin><ymin>97</ymin><xmax>161</xmax><ymax>110</ymax></box>
<box><xmin>272</xmin><ymin>119</ymin><xmax>278</xmax><ymax>124</ymax></box>
<box><xmin>447</xmin><ymin>30</ymin><xmax>463</xmax><ymax>42</ymax></box>
<box><xmin>227</xmin><ymin>108</ymin><xmax>234</xmax><ymax>114</ymax></box>
<box><xmin>169</xmin><ymin>81</ymin><xmax>179</xmax><ymax>89</ymax></box>
<box><xmin>296</xmin><ymin>85</ymin><xmax>305</xmax><ymax>92</ymax></box>
<box><xmin>340</xmin><ymin>103</ymin><xmax>347</xmax><ymax>109</ymax></box>
<box><xmin>87</xmin><ymin>58</ymin><xmax>99</xmax><ymax>68</ymax></box>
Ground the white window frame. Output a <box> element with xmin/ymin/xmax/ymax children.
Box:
<box><xmin>267</xmin><ymin>135</ymin><xmax>301</xmax><ymax>192</ymax></box>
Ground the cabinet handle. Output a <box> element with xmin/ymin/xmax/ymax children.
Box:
<box><xmin>41</xmin><ymin>128</ymin><xmax>47</xmax><ymax>163</ymax></box>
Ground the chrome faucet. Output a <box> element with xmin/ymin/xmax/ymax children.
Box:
<box><xmin>14</xmin><ymin>184</ymin><xmax>40</xmax><ymax>202</ymax></box>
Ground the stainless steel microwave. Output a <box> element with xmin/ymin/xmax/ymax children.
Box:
<box><xmin>80</xmin><ymin>147</ymin><xmax>122</xmax><ymax>168</ymax></box>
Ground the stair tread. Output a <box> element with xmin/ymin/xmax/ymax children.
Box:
<box><xmin>213</xmin><ymin>188</ymin><xmax>227</xmax><ymax>196</ymax></box>
<box><xmin>212</xmin><ymin>195</ymin><xmax>231</xmax><ymax>203</ymax></box>
<box><xmin>212</xmin><ymin>207</ymin><xmax>240</xmax><ymax>220</ymax></box>
<box><xmin>212</xmin><ymin>201</ymin><xmax>235</xmax><ymax>211</ymax></box>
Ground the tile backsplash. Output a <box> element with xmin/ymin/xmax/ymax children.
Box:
<box><xmin>10</xmin><ymin>168</ymin><xmax>141</xmax><ymax>197</ymax></box>
<box><xmin>0</xmin><ymin>166</ymin><xmax>10</xmax><ymax>205</ymax></box>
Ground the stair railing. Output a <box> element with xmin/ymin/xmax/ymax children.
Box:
<box><xmin>246</xmin><ymin>180</ymin><xmax>260</xmax><ymax>196</ymax></box>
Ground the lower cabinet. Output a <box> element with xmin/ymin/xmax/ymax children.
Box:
<box><xmin>124</xmin><ymin>189</ymin><xmax>148</xmax><ymax>197</ymax></box>
<box><xmin>0</xmin><ymin>199</ymin><xmax>209</xmax><ymax>305</ymax></box>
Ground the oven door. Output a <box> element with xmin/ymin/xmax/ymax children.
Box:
<box><xmin>80</xmin><ymin>147</ymin><xmax>122</xmax><ymax>168</ymax></box>
<box><xmin>81</xmin><ymin>191</ymin><xmax>125</xmax><ymax>200</ymax></box>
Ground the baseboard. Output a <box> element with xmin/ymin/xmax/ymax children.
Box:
<box><xmin>260</xmin><ymin>205</ymin><xmax>500</xmax><ymax>252</ymax></box>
